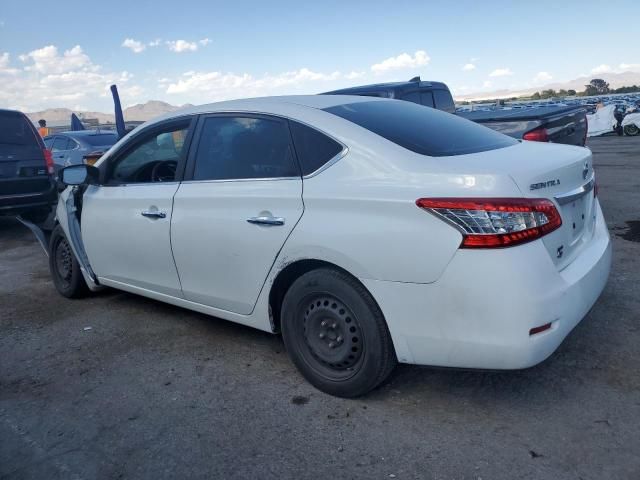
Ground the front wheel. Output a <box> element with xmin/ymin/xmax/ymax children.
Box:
<box><xmin>624</xmin><ymin>124</ymin><xmax>639</xmax><ymax>136</ymax></box>
<box><xmin>281</xmin><ymin>268</ymin><xmax>396</xmax><ymax>397</ymax></box>
<box><xmin>49</xmin><ymin>225</ymin><xmax>89</xmax><ymax>298</ymax></box>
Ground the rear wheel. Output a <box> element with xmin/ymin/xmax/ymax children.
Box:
<box><xmin>49</xmin><ymin>225</ymin><xmax>88</xmax><ymax>298</ymax></box>
<box><xmin>281</xmin><ymin>268</ymin><xmax>396</xmax><ymax>397</ymax></box>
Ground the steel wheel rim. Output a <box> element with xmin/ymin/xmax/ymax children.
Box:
<box><xmin>298</xmin><ymin>294</ymin><xmax>365</xmax><ymax>381</ymax></box>
<box><xmin>54</xmin><ymin>237</ymin><xmax>73</xmax><ymax>288</ymax></box>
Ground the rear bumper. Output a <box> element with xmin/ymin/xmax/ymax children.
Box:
<box><xmin>362</xmin><ymin>201</ymin><xmax>611</xmax><ymax>369</ymax></box>
<box><xmin>0</xmin><ymin>179</ymin><xmax>57</xmax><ymax>215</ymax></box>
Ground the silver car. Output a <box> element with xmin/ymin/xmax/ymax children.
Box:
<box><xmin>44</xmin><ymin>131</ymin><xmax>119</xmax><ymax>170</ymax></box>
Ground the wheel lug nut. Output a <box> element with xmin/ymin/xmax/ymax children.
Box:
<box><xmin>331</xmin><ymin>322</ymin><xmax>337</xmax><ymax>329</ymax></box>
<box><xmin>329</xmin><ymin>342</ymin><xmax>336</xmax><ymax>349</ymax></box>
<box><xmin>320</xmin><ymin>320</ymin><xmax>328</xmax><ymax>327</ymax></box>
<box><xmin>336</xmin><ymin>335</ymin><xmax>343</xmax><ymax>343</ymax></box>
<box><xmin>319</xmin><ymin>333</ymin><xmax>326</xmax><ymax>339</ymax></box>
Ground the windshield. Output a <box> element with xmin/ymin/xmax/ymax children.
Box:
<box><xmin>0</xmin><ymin>112</ymin><xmax>39</xmax><ymax>146</ymax></box>
<box><xmin>324</xmin><ymin>100</ymin><xmax>517</xmax><ymax>157</ymax></box>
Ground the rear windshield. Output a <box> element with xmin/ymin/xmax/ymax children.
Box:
<box><xmin>323</xmin><ymin>100</ymin><xmax>517</xmax><ymax>157</ymax></box>
<box><xmin>82</xmin><ymin>133</ymin><xmax>118</xmax><ymax>147</ymax></box>
<box><xmin>0</xmin><ymin>112</ymin><xmax>39</xmax><ymax>147</ymax></box>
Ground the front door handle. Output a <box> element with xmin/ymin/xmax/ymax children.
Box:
<box><xmin>141</xmin><ymin>210</ymin><xmax>167</xmax><ymax>219</ymax></box>
<box><xmin>247</xmin><ymin>216</ymin><xmax>285</xmax><ymax>226</ymax></box>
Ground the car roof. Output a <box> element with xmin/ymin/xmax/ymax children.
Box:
<box><xmin>0</xmin><ymin>108</ymin><xmax>26</xmax><ymax>116</ymax></box>
<box><xmin>147</xmin><ymin>95</ymin><xmax>387</xmax><ymax>124</ymax></box>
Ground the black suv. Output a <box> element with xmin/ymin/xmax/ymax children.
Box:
<box><xmin>0</xmin><ymin>109</ymin><xmax>57</xmax><ymax>218</ymax></box>
<box><xmin>323</xmin><ymin>77</ymin><xmax>456</xmax><ymax>113</ymax></box>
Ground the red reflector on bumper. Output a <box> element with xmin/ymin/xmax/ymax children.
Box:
<box><xmin>529</xmin><ymin>323</ymin><xmax>552</xmax><ymax>336</ymax></box>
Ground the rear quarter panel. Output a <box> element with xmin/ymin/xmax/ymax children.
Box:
<box><xmin>276</xmin><ymin>126</ymin><xmax>523</xmax><ymax>284</ymax></box>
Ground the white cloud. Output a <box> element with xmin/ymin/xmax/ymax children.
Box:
<box><xmin>122</xmin><ymin>38</ymin><xmax>146</xmax><ymax>53</ymax></box>
<box><xmin>345</xmin><ymin>71</ymin><xmax>365</xmax><ymax>80</ymax></box>
<box><xmin>371</xmin><ymin>50</ymin><xmax>430</xmax><ymax>74</ymax></box>
<box><xmin>0</xmin><ymin>44</ymin><xmax>142</xmax><ymax>111</ymax></box>
<box><xmin>167</xmin><ymin>40</ymin><xmax>199</xmax><ymax>53</ymax></box>
<box><xmin>165</xmin><ymin>68</ymin><xmax>344</xmax><ymax>100</ymax></box>
<box><xmin>0</xmin><ymin>52</ymin><xmax>18</xmax><ymax>75</ymax></box>
<box><xmin>483</xmin><ymin>80</ymin><xmax>493</xmax><ymax>88</ymax></box>
<box><xmin>619</xmin><ymin>63</ymin><xmax>640</xmax><ymax>72</ymax></box>
<box><xmin>533</xmin><ymin>71</ymin><xmax>552</xmax><ymax>83</ymax></box>
<box><xmin>198</xmin><ymin>38</ymin><xmax>211</xmax><ymax>46</ymax></box>
<box><xmin>591</xmin><ymin>64</ymin><xmax>612</xmax><ymax>74</ymax></box>
<box><xmin>148</xmin><ymin>39</ymin><xmax>162</xmax><ymax>47</ymax></box>
<box><xmin>462</xmin><ymin>63</ymin><xmax>476</xmax><ymax>71</ymax></box>
<box><xmin>489</xmin><ymin>68</ymin><xmax>513</xmax><ymax>77</ymax></box>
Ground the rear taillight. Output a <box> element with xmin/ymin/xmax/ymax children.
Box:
<box><xmin>416</xmin><ymin>198</ymin><xmax>562</xmax><ymax>248</ymax></box>
<box><xmin>523</xmin><ymin>127</ymin><xmax>549</xmax><ymax>142</ymax></box>
<box><xmin>43</xmin><ymin>149</ymin><xmax>54</xmax><ymax>175</ymax></box>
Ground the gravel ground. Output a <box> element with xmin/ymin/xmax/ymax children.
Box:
<box><xmin>1</xmin><ymin>135</ymin><xmax>639</xmax><ymax>480</ymax></box>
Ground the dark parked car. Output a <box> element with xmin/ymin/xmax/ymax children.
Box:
<box><xmin>325</xmin><ymin>78</ymin><xmax>588</xmax><ymax>146</ymax></box>
<box><xmin>44</xmin><ymin>130</ymin><xmax>119</xmax><ymax>170</ymax></box>
<box><xmin>324</xmin><ymin>77</ymin><xmax>456</xmax><ymax>113</ymax></box>
<box><xmin>0</xmin><ymin>109</ymin><xmax>56</xmax><ymax>218</ymax></box>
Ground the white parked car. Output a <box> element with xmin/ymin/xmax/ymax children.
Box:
<box><xmin>51</xmin><ymin>95</ymin><xmax>611</xmax><ymax>397</ymax></box>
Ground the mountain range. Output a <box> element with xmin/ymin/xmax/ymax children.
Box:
<box><xmin>26</xmin><ymin>100</ymin><xmax>193</xmax><ymax>126</ymax></box>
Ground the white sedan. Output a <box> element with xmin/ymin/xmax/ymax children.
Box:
<box><xmin>51</xmin><ymin>95</ymin><xmax>611</xmax><ymax>397</ymax></box>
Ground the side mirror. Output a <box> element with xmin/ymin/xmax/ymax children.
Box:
<box><xmin>60</xmin><ymin>164</ymin><xmax>99</xmax><ymax>186</ymax></box>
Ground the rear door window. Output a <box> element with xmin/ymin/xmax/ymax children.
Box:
<box><xmin>192</xmin><ymin>116</ymin><xmax>299</xmax><ymax>181</ymax></box>
<box><xmin>421</xmin><ymin>91</ymin><xmax>435</xmax><ymax>108</ymax></box>
<box><xmin>433</xmin><ymin>90</ymin><xmax>456</xmax><ymax>113</ymax></box>
<box><xmin>289</xmin><ymin>121</ymin><xmax>343</xmax><ymax>176</ymax></box>
<box><xmin>324</xmin><ymin>100</ymin><xmax>517</xmax><ymax>157</ymax></box>
<box><xmin>400</xmin><ymin>92</ymin><xmax>420</xmax><ymax>104</ymax></box>
<box><xmin>52</xmin><ymin>137</ymin><xmax>69</xmax><ymax>151</ymax></box>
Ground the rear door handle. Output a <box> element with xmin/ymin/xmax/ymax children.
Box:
<box><xmin>141</xmin><ymin>210</ymin><xmax>167</xmax><ymax>219</ymax></box>
<box><xmin>247</xmin><ymin>216</ymin><xmax>285</xmax><ymax>226</ymax></box>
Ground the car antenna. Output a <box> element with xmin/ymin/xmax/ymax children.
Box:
<box><xmin>409</xmin><ymin>76</ymin><xmax>421</xmax><ymax>82</ymax></box>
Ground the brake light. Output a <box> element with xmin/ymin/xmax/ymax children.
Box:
<box><xmin>416</xmin><ymin>198</ymin><xmax>562</xmax><ymax>248</ymax></box>
<box><xmin>43</xmin><ymin>149</ymin><xmax>54</xmax><ymax>175</ymax></box>
<box><xmin>523</xmin><ymin>127</ymin><xmax>549</xmax><ymax>142</ymax></box>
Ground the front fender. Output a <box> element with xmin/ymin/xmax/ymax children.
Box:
<box><xmin>56</xmin><ymin>187</ymin><xmax>102</xmax><ymax>291</ymax></box>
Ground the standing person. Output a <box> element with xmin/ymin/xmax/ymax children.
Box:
<box><xmin>38</xmin><ymin>119</ymin><xmax>49</xmax><ymax>137</ymax></box>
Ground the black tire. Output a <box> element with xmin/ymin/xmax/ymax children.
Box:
<box><xmin>49</xmin><ymin>225</ymin><xmax>89</xmax><ymax>298</ymax></box>
<box><xmin>281</xmin><ymin>268</ymin><xmax>396</xmax><ymax>397</ymax></box>
<box><xmin>624</xmin><ymin>124</ymin><xmax>639</xmax><ymax>136</ymax></box>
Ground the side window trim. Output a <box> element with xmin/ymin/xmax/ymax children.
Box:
<box><xmin>183</xmin><ymin>112</ymin><xmax>301</xmax><ymax>183</ymax></box>
<box><xmin>100</xmin><ymin>116</ymin><xmax>196</xmax><ymax>186</ymax></box>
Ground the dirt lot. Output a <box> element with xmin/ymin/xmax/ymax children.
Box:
<box><xmin>1</xmin><ymin>135</ymin><xmax>639</xmax><ymax>480</ymax></box>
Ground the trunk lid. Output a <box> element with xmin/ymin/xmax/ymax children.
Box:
<box><xmin>441</xmin><ymin>141</ymin><xmax>596</xmax><ymax>270</ymax></box>
<box><xmin>504</xmin><ymin>142</ymin><xmax>595</xmax><ymax>270</ymax></box>
<box><xmin>542</xmin><ymin>108</ymin><xmax>587</xmax><ymax>146</ymax></box>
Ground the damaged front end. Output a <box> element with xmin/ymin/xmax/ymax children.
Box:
<box><xmin>56</xmin><ymin>186</ymin><xmax>103</xmax><ymax>291</ymax></box>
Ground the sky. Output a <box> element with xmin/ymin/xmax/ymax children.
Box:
<box><xmin>1</xmin><ymin>0</ymin><xmax>639</xmax><ymax>112</ymax></box>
